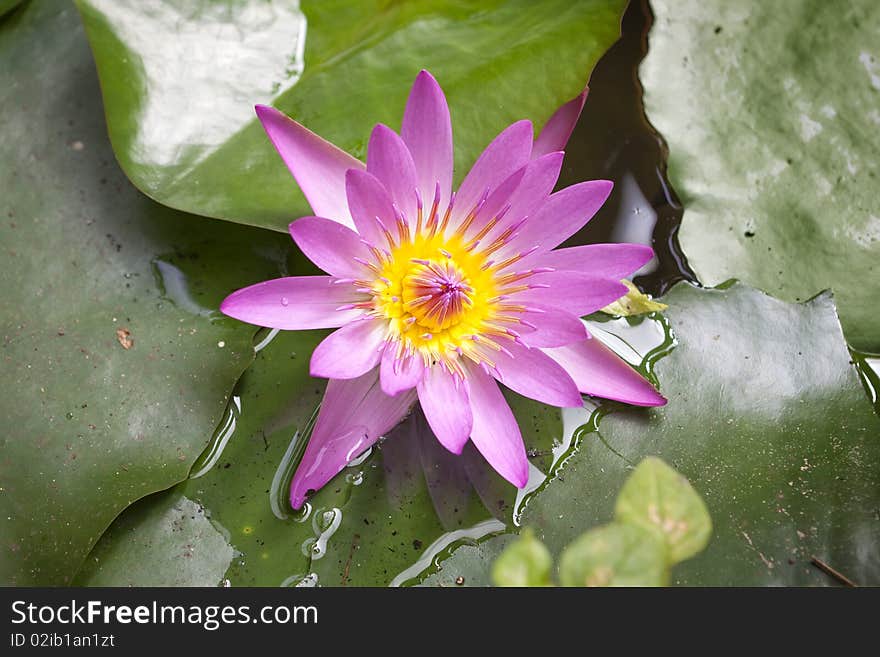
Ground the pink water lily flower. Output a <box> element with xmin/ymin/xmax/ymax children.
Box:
<box><xmin>221</xmin><ymin>70</ymin><xmax>666</xmax><ymax>509</ymax></box>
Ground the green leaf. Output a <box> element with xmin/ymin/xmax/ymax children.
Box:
<box><xmin>74</xmin><ymin>0</ymin><xmax>627</xmax><ymax>232</ymax></box>
<box><xmin>601</xmin><ymin>280</ymin><xmax>668</xmax><ymax>317</ymax></box>
<box><xmin>641</xmin><ymin>0</ymin><xmax>880</xmax><ymax>351</ymax></box>
<box><xmin>558</xmin><ymin>522</ymin><xmax>669</xmax><ymax>587</ymax></box>
<box><xmin>75</xmin><ymin>495</ymin><xmax>235</xmax><ymax>587</ymax></box>
<box><xmin>491</xmin><ymin>528</ymin><xmax>553</xmax><ymax>587</ymax></box>
<box><xmin>614</xmin><ymin>457</ymin><xmax>712</xmax><ymax>563</ymax></box>
<box><xmin>0</xmin><ymin>0</ymin><xmax>295</xmax><ymax>585</ymax></box>
<box><xmin>525</xmin><ymin>283</ymin><xmax>880</xmax><ymax>585</ymax></box>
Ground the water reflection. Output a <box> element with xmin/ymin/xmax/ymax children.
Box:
<box><xmin>561</xmin><ymin>0</ymin><xmax>697</xmax><ymax>297</ymax></box>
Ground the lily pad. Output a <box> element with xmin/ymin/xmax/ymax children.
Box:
<box><xmin>525</xmin><ymin>283</ymin><xmax>880</xmax><ymax>585</ymax></box>
<box><xmin>75</xmin><ymin>495</ymin><xmax>235</xmax><ymax>587</ymax></box>
<box><xmin>0</xmin><ymin>0</ymin><xmax>294</xmax><ymax>585</ymax></box>
<box><xmin>640</xmin><ymin>0</ymin><xmax>880</xmax><ymax>351</ymax></box>
<box><xmin>75</xmin><ymin>0</ymin><xmax>627</xmax><ymax>231</ymax></box>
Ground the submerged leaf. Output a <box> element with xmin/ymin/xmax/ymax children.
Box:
<box><xmin>614</xmin><ymin>457</ymin><xmax>712</xmax><ymax>563</ymax></box>
<box><xmin>558</xmin><ymin>522</ymin><xmax>669</xmax><ymax>587</ymax></box>
<box><xmin>601</xmin><ymin>279</ymin><xmax>668</xmax><ymax>316</ymax></box>
<box><xmin>491</xmin><ymin>528</ymin><xmax>553</xmax><ymax>587</ymax></box>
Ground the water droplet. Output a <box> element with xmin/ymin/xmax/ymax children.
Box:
<box><xmin>281</xmin><ymin>297</ymin><xmax>289</xmax><ymax>306</ymax></box>
<box><xmin>320</xmin><ymin>510</ymin><xmax>335</xmax><ymax>531</ymax></box>
<box><xmin>301</xmin><ymin>537</ymin><xmax>317</xmax><ymax>557</ymax></box>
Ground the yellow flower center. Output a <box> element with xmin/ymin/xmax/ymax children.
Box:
<box><xmin>371</xmin><ymin>231</ymin><xmax>502</xmax><ymax>366</ymax></box>
<box><xmin>351</xmin><ymin>194</ymin><xmax>537</xmax><ymax>374</ymax></box>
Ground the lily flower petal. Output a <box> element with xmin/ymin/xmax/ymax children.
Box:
<box><xmin>513</xmin><ymin>273</ymin><xmax>628</xmax><ymax>317</ymax></box>
<box><xmin>470</xmin><ymin>151</ymin><xmax>563</xmax><ymax>240</ymax></box>
<box><xmin>517</xmin><ymin>304</ymin><xmax>589</xmax><ymax>348</ymax></box>
<box><xmin>380</xmin><ymin>347</ymin><xmax>425</xmax><ymax>396</ymax></box>
<box><xmin>255</xmin><ymin>105</ymin><xmax>364</xmax><ymax>228</ymax></box>
<box><xmin>367</xmin><ymin>124</ymin><xmax>420</xmax><ymax>227</ymax></box>
<box><xmin>417</xmin><ymin>367</ymin><xmax>473</xmax><ymax>454</ymax></box>
<box><xmin>310</xmin><ymin>319</ymin><xmax>387</xmax><ymax>379</ymax></box>
<box><xmin>467</xmin><ymin>364</ymin><xmax>529</xmax><ymax>488</ymax></box>
<box><xmin>453</xmin><ymin>120</ymin><xmax>533</xmax><ymax>229</ymax></box>
<box><xmin>288</xmin><ymin>216</ymin><xmax>373</xmax><ymax>278</ymax></box>
<box><xmin>532</xmin><ymin>88</ymin><xmax>588</xmax><ymax>158</ymax></box>
<box><xmin>501</xmin><ymin>151</ymin><xmax>565</xmax><ymax>226</ymax></box>
<box><xmin>401</xmin><ymin>70</ymin><xmax>454</xmax><ymax>212</ymax></box>
<box><xmin>502</xmin><ymin>179</ymin><xmax>613</xmax><ymax>257</ymax></box>
<box><xmin>220</xmin><ymin>276</ymin><xmax>365</xmax><ymax>330</ymax></box>
<box><xmin>543</xmin><ymin>337</ymin><xmax>667</xmax><ymax>407</ymax></box>
<box><xmin>290</xmin><ymin>368</ymin><xmax>416</xmax><ymax>508</ymax></box>
<box><xmin>490</xmin><ymin>341</ymin><xmax>583</xmax><ymax>408</ymax></box>
<box><xmin>520</xmin><ymin>243</ymin><xmax>655</xmax><ymax>279</ymax></box>
<box><xmin>345</xmin><ymin>169</ymin><xmax>397</xmax><ymax>248</ymax></box>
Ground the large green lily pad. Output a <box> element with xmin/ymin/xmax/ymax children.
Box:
<box><xmin>641</xmin><ymin>0</ymin><xmax>880</xmax><ymax>351</ymax></box>
<box><xmin>75</xmin><ymin>0</ymin><xmax>626</xmax><ymax>232</ymax></box>
<box><xmin>430</xmin><ymin>283</ymin><xmax>880</xmax><ymax>586</ymax></box>
<box><xmin>0</xmin><ymin>0</ymin><xmax>295</xmax><ymax>585</ymax></box>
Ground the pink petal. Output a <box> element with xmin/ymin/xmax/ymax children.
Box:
<box><xmin>220</xmin><ymin>276</ymin><xmax>364</xmax><ymax>330</ymax></box>
<box><xmin>532</xmin><ymin>89</ymin><xmax>588</xmax><ymax>158</ymax></box>
<box><xmin>401</xmin><ymin>70</ymin><xmax>453</xmax><ymax>213</ymax></box>
<box><xmin>512</xmin><ymin>273</ymin><xmax>628</xmax><ymax>317</ymax></box>
<box><xmin>466</xmin><ymin>364</ymin><xmax>529</xmax><ymax>488</ymax></box>
<box><xmin>481</xmin><ymin>151</ymin><xmax>564</xmax><ymax>242</ymax></box>
<box><xmin>367</xmin><ymin>124</ymin><xmax>419</xmax><ymax>228</ymax></box>
<box><xmin>490</xmin><ymin>341</ymin><xmax>582</xmax><ymax>408</ymax></box>
<box><xmin>503</xmin><ymin>180</ymin><xmax>613</xmax><ymax>257</ymax></box>
<box><xmin>290</xmin><ymin>368</ymin><xmax>416</xmax><ymax>508</ymax></box>
<box><xmin>288</xmin><ymin>216</ymin><xmax>373</xmax><ymax>278</ymax></box>
<box><xmin>465</xmin><ymin>166</ymin><xmax>527</xmax><ymax>238</ymax></box>
<box><xmin>345</xmin><ymin>169</ymin><xmax>396</xmax><ymax>248</ymax></box>
<box><xmin>417</xmin><ymin>367</ymin><xmax>473</xmax><ymax>454</ymax></box>
<box><xmin>380</xmin><ymin>346</ymin><xmax>425</xmax><ymax>396</ymax></box>
<box><xmin>453</xmin><ymin>120</ymin><xmax>533</xmax><ymax>231</ymax></box>
<box><xmin>503</xmin><ymin>151</ymin><xmax>565</xmax><ymax>224</ymax></box>
<box><xmin>255</xmin><ymin>105</ymin><xmax>363</xmax><ymax>228</ymax></box>
<box><xmin>310</xmin><ymin>319</ymin><xmax>387</xmax><ymax>379</ymax></box>
<box><xmin>518</xmin><ymin>243</ymin><xmax>655</xmax><ymax>279</ymax></box>
<box><xmin>517</xmin><ymin>304</ymin><xmax>588</xmax><ymax>348</ymax></box>
<box><xmin>544</xmin><ymin>337</ymin><xmax>666</xmax><ymax>407</ymax></box>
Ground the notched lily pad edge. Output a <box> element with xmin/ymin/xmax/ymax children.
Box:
<box><xmin>69</xmin><ymin>330</ymin><xmax>263</xmax><ymax>584</ymax></box>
